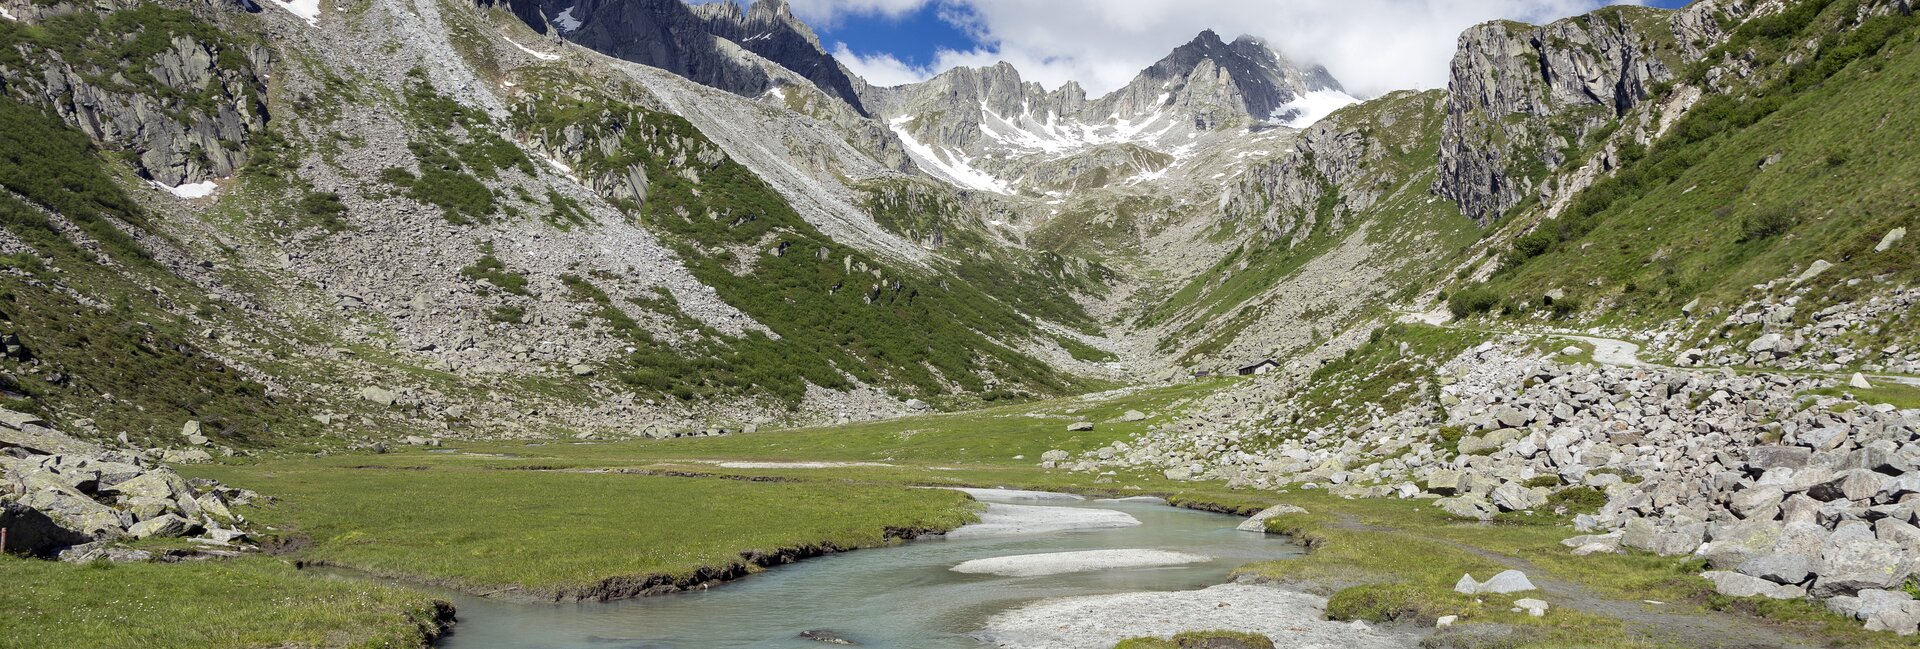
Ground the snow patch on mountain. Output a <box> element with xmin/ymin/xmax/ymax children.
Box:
<box><xmin>505</xmin><ymin>37</ymin><xmax>560</xmax><ymax>61</ymax></box>
<box><xmin>266</xmin><ymin>0</ymin><xmax>320</xmax><ymax>26</ymax></box>
<box><xmin>552</xmin><ymin>6</ymin><xmax>581</xmax><ymax>33</ymax></box>
<box><xmin>890</xmin><ymin>116</ymin><xmax>1013</xmax><ymax>194</ymax></box>
<box><xmin>152</xmin><ymin>180</ymin><xmax>219</xmax><ymax>199</ymax></box>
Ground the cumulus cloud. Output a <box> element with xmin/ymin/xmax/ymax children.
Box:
<box><xmin>831</xmin><ymin>43</ymin><xmax>937</xmax><ymax>86</ymax></box>
<box><xmin>826</xmin><ymin>0</ymin><xmax>1651</xmax><ymax>97</ymax></box>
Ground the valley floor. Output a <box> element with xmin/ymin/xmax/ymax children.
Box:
<box><xmin>7</xmin><ymin>373</ymin><xmax>1914</xmax><ymax>649</ymax></box>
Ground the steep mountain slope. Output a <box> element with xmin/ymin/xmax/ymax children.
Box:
<box><xmin>499</xmin><ymin>0</ymin><xmax>870</xmax><ymax>114</ymax></box>
<box><xmin>0</xmin><ymin>0</ymin><xmax>1130</xmax><ymax>455</ymax></box>
<box><xmin>1447</xmin><ymin>0</ymin><xmax>1918</xmax><ymax>364</ymax></box>
<box><xmin>1434</xmin><ymin>3</ymin><xmax>1740</xmax><ymax>223</ymax></box>
<box><xmin>1131</xmin><ymin>90</ymin><xmax>1482</xmax><ymax>369</ymax></box>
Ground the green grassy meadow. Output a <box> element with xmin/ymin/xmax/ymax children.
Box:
<box><xmin>0</xmin><ymin>556</ymin><xmax>448</xmax><ymax>649</ymax></box>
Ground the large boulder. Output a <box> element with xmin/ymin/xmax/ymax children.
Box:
<box><xmin>1747</xmin><ymin>446</ymin><xmax>1812</xmax><ymax>471</ymax></box>
<box><xmin>1490</xmin><ymin>483</ymin><xmax>1546</xmax><ymax>512</ymax></box>
<box><xmin>1813</xmin><ymin>533</ymin><xmax>1912</xmax><ymax>597</ymax></box>
<box><xmin>1437</xmin><ymin>495</ymin><xmax>1496</xmax><ymax>521</ymax></box>
<box><xmin>0</xmin><ymin>502</ymin><xmax>90</xmax><ymax>557</ymax></box>
<box><xmin>16</xmin><ymin>472</ymin><xmax>123</xmax><ymax>537</ymax></box>
<box><xmin>1829</xmin><ymin>589</ymin><xmax>1920</xmax><ymax>636</ymax></box>
<box><xmin>1730</xmin><ymin>486</ymin><xmax>1784</xmax><ymax>518</ymax></box>
<box><xmin>1809</xmin><ymin>470</ymin><xmax>1888</xmax><ymax>503</ymax></box>
<box><xmin>359</xmin><ymin>386</ymin><xmax>398</xmax><ymax>407</ymax></box>
<box><xmin>1623</xmin><ymin>518</ymin><xmax>1705</xmax><ymax>556</ymax></box>
<box><xmin>1704</xmin><ymin>520</ymin><xmax>1782</xmax><ymax>569</ymax></box>
<box><xmin>1424</xmin><ymin>469</ymin><xmax>1465</xmax><ymax>496</ymax></box>
<box><xmin>1739</xmin><ymin>553</ymin><xmax>1817</xmax><ymax>586</ymax></box>
<box><xmin>1478</xmin><ymin>570</ymin><xmax>1537</xmax><ymax>594</ymax></box>
<box><xmin>104</xmin><ymin>471</ymin><xmax>193</xmax><ymax>503</ymax></box>
<box><xmin>1703</xmin><ymin>571</ymin><xmax>1805</xmax><ymax>600</ymax></box>
<box><xmin>126</xmin><ymin>513</ymin><xmax>194</xmax><ymax>539</ymax></box>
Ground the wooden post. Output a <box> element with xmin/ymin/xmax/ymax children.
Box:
<box><xmin>1</xmin><ymin>527</ymin><xmax>9</xmax><ymax>555</ymax></box>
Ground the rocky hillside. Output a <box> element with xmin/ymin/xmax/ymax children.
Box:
<box><xmin>1434</xmin><ymin>2</ymin><xmax>1741</xmax><ymax>224</ymax></box>
<box><xmin>0</xmin><ymin>0</ymin><xmax>1139</xmax><ymax>458</ymax></box>
<box><xmin>0</xmin><ymin>0</ymin><xmax>1907</xmax><ymax>476</ymax></box>
<box><xmin>498</xmin><ymin>0</ymin><xmax>870</xmax><ymax>113</ymax></box>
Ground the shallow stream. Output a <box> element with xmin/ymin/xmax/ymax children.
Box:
<box><xmin>425</xmin><ymin>491</ymin><xmax>1297</xmax><ymax>648</ymax></box>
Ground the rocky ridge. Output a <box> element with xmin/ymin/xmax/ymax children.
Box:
<box><xmin>858</xmin><ymin>30</ymin><xmax>1352</xmax><ymax>196</ymax></box>
<box><xmin>499</xmin><ymin>0</ymin><xmax>869</xmax><ymax>113</ymax></box>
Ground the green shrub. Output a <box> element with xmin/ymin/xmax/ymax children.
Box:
<box><xmin>1447</xmin><ymin>285</ymin><xmax>1500</xmax><ymax>319</ymax></box>
<box><xmin>460</xmin><ymin>254</ymin><xmax>529</xmax><ymax>296</ymax></box>
<box><xmin>297</xmin><ymin>191</ymin><xmax>349</xmax><ymax>231</ymax></box>
<box><xmin>487</xmin><ymin>305</ymin><xmax>524</xmax><ymax>324</ymax></box>
<box><xmin>1740</xmin><ymin>205</ymin><xmax>1797</xmax><ymax>242</ymax></box>
<box><xmin>1547</xmin><ymin>295</ymin><xmax>1583</xmax><ymax>320</ymax></box>
<box><xmin>1548</xmin><ymin>486</ymin><xmax>1609</xmax><ymax>515</ymax></box>
<box><xmin>1523</xmin><ymin>475</ymin><xmax>1563</xmax><ymax>488</ymax></box>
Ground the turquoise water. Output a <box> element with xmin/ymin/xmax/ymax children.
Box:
<box><xmin>426</xmin><ymin>495</ymin><xmax>1297</xmax><ymax>648</ymax></box>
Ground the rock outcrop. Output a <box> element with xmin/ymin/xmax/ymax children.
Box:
<box><xmin>0</xmin><ymin>5</ymin><xmax>271</xmax><ymax>186</ymax></box>
<box><xmin>502</xmin><ymin>0</ymin><xmax>869</xmax><ymax>114</ymax></box>
<box><xmin>1433</xmin><ymin>3</ymin><xmax>1739</xmax><ymax>223</ymax></box>
<box><xmin>1222</xmin><ymin>90</ymin><xmax>1444</xmax><ymax>244</ymax></box>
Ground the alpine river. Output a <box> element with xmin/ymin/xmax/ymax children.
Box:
<box><xmin>422</xmin><ymin>489</ymin><xmax>1299</xmax><ymax>648</ymax></box>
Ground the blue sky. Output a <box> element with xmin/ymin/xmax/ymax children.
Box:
<box><xmin>748</xmin><ymin>0</ymin><xmax>1705</xmax><ymax>96</ymax></box>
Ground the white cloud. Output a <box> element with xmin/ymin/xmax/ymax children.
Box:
<box><xmin>832</xmin><ymin>43</ymin><xmax>938</xmax><ymax>86</ymax></box>
<box><xmin>789</xmin><ymin>0</ymin><xmax>930</xmax><ymax>24</ymax></box>
<box><xmin>828</xmin><ymin>0</ymin><xmax>1651</xmax><ymax>98</ymax></box>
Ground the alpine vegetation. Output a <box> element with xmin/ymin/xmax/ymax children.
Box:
<box><xmin>2</xmin><ymin>0</ymin><xmax>1917</xmax><ymax>647</ymax></box>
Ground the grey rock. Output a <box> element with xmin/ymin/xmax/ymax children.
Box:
<box><xmin>360</xmin><ymin>386</ymin><xmax>398</xmax><ymax>407</ymax></box>
<box><xmin>1703</xmin><ymin>571</ymin><xmax>1805</xmax><ymax>600</ymax></box>
<box><xmin>1731</xmin><ymin>486</ymin><xmax>1784</xmax><ymax>517</ymax></box>
<box><xmin>1810</xmin><ymin>470</ymin><xmax>1888</xmax><ymax>503</ymax></box>
<box><xmin>1236</xmin><ymin>503</ymin><xmax>1308</xmax><ymax>532</ymax></box>
<box><xmin>126</xmin><ymin>514</ymin><xmax>193</xmax><ymax>539</ymax></box>
<box><xmin>1437</xmin><ymin>495</ymin><xmax>1495</xmax><ymax>521</ymax></box>
<box><xmin>1740</xmin><ymin>553</ymin><xmax>1816</xmax><ymax>585</ymax></box>
<box><xmin>1814</xmin><ymin>536</ymin><xmax>1912</xmax><ymax>597</ymax></box>
<box><xmin>1875</xmin><ymin>227</ymin><xmax>1906</xmax><ymax>253</ymax></box>
<box><xmin>1478</xmin><ymin>569</ymin><xmax>1537</xmax><ymax>594</ymax></box>
<box><xmin>1747</xmin><ymin>446</ymin><xmax>1812</xmax><ymax>471</ymax></box>
<box><xmin>1705</xmin><ymin>520</ymin><xmax>1781</xmax><ymax>569</ymax></box>
<box><xmin>0</xmin><ymin>502</ymin><xmax>90</xmax><ymax>557</ymax></box>
<box><xmin>1491</xmin><ymin>482</ymin><xmax>1546</xmax><ymax>512</ymax></box>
